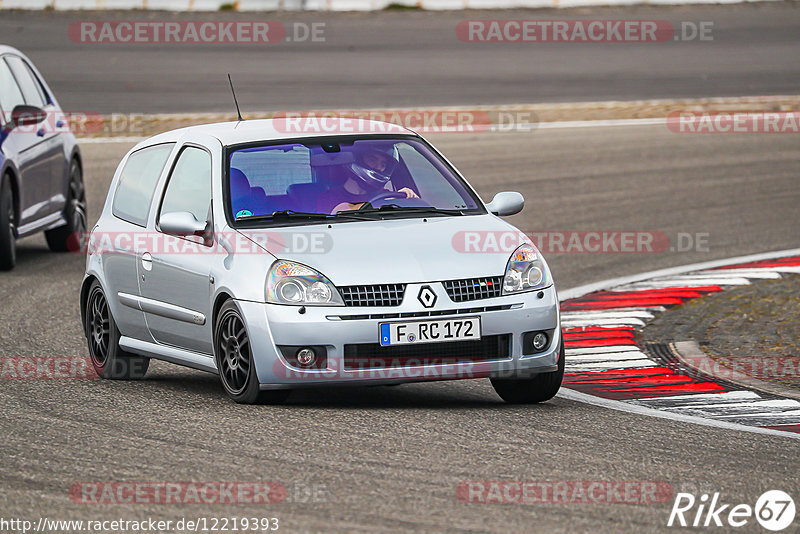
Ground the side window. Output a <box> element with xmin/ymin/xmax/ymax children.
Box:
<box><xmin>159</xmin><ymin>146</ymin><xmax>212</xmax><ymax>224</ymax></box>
<box><xmin>0</xmin><ymin>58</ymin><xmax>25</xmax><ymax>125</ymax></box>
<box><xmin>5</xmin><ymin>56</ymin><xmax>46</xmax><ymax>108</ymax></box>
<box><xmin>112</xmin><ymin>144</ymin><xmax>175</xmax><ymax>227</ymax></box>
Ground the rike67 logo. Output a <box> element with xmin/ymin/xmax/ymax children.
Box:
<box><xmin>668</xmin><ymin>490</ymin><xmax>796</xmax><ymax>531</ymax></box>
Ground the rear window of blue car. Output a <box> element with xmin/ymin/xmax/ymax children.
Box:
<box><xmin>0</xmin><ymin>58</ymin><xmax>25</xmax><ymax>124</ymax></box>
<box><xmin>112</xmin><ymin>143</ymin><xmax>175</xmax><ymax>227</ymax></box>
<box><xmin>5</xmin><ymin>56</ymin><xmax>48</xmax><ymax>108</ymax></box>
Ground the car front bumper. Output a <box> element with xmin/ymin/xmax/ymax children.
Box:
<box><xmin>238</xmin><ymin>283</ymin><xmax>561</xmax><ymax>388</ymax></box>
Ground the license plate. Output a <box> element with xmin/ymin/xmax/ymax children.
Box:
<box><xmin>379</xmin><ymin>317</ymin><xmax>481</xmax><ymax>346</ymax></box>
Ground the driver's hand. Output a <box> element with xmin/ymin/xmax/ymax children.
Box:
<box><xmin>332</xmin><ymin>201</ymin><xmax>365</xmax><ymax>213</ymax></box>
<box><xmin>398</xmin><ymin>187</ymin><xmax>419</xmax><ymax>199</ymax></box>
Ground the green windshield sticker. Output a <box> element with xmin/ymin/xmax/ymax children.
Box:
<box><xmin>236</xmin><ymin>209</ymin><xmax>253</xmax><ymax>219</ymax></box>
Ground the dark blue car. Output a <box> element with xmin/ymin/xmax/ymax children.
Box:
<box><xmin>0</xmin><ymin>45</ymin><xmax>84</xmax><ymax>270</ymax></box>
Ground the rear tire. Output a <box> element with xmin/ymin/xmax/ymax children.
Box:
<box><xmin>214</xmin><ymin>300</ymin><xmax>290</xmax><ymax>405</ymax></box>
<box><xmin>491</xmin><ymin>334</ymin><xmax>565</xmax><ymax>404</ymax></box>
<box><xmin>45</xmin><ymin>159</ymin><xmax>86</xmax><ymax>252</ymax></box>
<box><xmin>0</xmin><ymin>174</ymin><xmax>15</xmax><ymax>271</ymax></box>
<box><xmin>84</xmin><ymin>280</ymin><xmax>150</xmax><ymax>379</ymax></box>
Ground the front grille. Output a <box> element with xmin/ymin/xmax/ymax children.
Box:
<box><xmin>343</xmin><ymin>334</ymin><xmax>511</xmax><ymax>370</ymax></box>
<box><xmin>338</xmin><ymin>284</ymin><xmax>406</xmax><ymax>307</ymax></box>
<box><xmin>331</xmin><ymin>304</ymin><xmax>514</xmax><ymax>321</ymax></box>
<box><xmin>443</xmin><ymin>276</ymin><xmax>503</xmax><ymax>302</ymax></box>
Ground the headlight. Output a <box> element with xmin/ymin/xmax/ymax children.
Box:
<box><xmin>502</xmin><ymin>244</ymin><xmax>550</xmax><ymax>295</ymax></box>
<box><xmin>266</xmin><ymin>260</ymin><xmax>344</xmax><ymax>306</ymax></box>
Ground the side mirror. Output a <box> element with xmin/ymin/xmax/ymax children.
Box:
<box><xmin>11</xmin><ymin>104</ymin><xmax>47</xmax><ymax>128</ymax></box>
<box><xmin>485</xmin><ymin>191</ymin><xmax>524</xmax><ymax>216</ymax></box>
<box><xmin>160</xmin><ymin>212</ymin><xmax>207</xmax><ymax>237</ymax></box>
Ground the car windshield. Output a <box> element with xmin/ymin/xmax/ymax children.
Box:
<box><xmin>227</xmin><ymin>137</ymin><xmax>482</xmax><ymax>224</ymax></box>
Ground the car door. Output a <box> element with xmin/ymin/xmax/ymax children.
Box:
<box><xmin>5</xmin><ymin>55</ymin><xmax>66</xmax><ymax>217</ymax></box>
<box><xmin>102</xmin><ymin>143</ymin><xmax>175</xmax><ymax>342</ymax></box>
<box><xmin>0</xmin><ymin>56</ymin><xmax>52</xmax><ymax>226</ymax></box>
<box><xmin>139</xmin><ymin>145</ymin><xmax>214</xmax><ymax>355</ymax></box>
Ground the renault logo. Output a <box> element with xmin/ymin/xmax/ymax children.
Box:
<box><xmin>417</xmin><ymin>286</ymin><xmax>437</xmax><ymax>308</ymax></box>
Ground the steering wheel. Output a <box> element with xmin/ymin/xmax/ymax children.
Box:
<box><xmin>360</xmin><ymin>190</ymin><xmax>408</xmax><ymax>208</ymax></box>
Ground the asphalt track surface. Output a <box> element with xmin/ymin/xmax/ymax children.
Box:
<box><xmin>1</xmin><ymin>124</ymin><xmax>798</xmax><ymax>531</ymax></box>
<box><xmin>1</xmin><ymin>4</ymin><xmax>799</xmax><ymax>113</ymax></box>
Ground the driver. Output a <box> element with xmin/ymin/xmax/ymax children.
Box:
<box><xmin>318</xmin><ymin>144</ymin><xmax>418</xmax><ymax>214</ymax></box>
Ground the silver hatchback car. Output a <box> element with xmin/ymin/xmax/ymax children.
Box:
<box><xmin>81</xmin><ymin>119</ymin><xmax>563</xmax><ymax>404</ymax></box>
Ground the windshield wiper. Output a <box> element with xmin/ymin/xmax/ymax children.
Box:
<box><xmin>341</xmin><ymin>204</ymin><xmax>467</xmax><ymax>216</ymax></box>
<box><xmin>237</xmin><ymin>210</ymin><xmax>372</xmax><ymax>223</ymax></box>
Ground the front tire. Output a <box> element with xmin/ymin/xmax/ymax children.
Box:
<box><xmin>214</xmin><ymin>300</ymin><xmax>290</xmax><ymax>405</ymax></box>
<box><xmin>84</xmin><ymin>280</ymin><xmax>149</xmax><ymax>379</ymax></box>
<box><xmin>45</xmin><ymin>159</ymin><xmax>86</xmax><ymax>252</ymax></box>
<box><xmin>491</xmin><ymin>334</ymin><xmax>565</xmax><ymax>404</ymax></box>
<box><xmin>0</xmin><ymin>173</ymin><xmax>16</xmax><ymax>271</ymax></box>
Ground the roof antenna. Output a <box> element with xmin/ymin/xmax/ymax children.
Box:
<box><xmin>228</xmin><ymin>73</ymin><xmax>243</xmax><ymax>122</ymax></box>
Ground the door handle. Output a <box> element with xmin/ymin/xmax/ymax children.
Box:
<box><xmin>141</xmin><ymin>252</ymin><xmax>153</xmax><ymax>272</ymax></box>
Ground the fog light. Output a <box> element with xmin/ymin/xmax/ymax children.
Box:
<box><xmin>532</xmin><ymin>332</ymin><xmax>548</xmax><ymax>351</ymax></box>
<box><xmin>296</xmin><ymin>348</ymin><xmax>316</xmax><ymax>367</ymax></box>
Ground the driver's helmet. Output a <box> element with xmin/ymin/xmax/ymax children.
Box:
<box><xmin>349</xmin><ymin>144</ymin><xmax>400</xmax><ymax>189</ymax></box>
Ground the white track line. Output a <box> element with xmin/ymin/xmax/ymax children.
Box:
<box><xmin>567</xmin><ymin>360</ymin><xmax>658</xmax><ymax>372</ymax></box>
<box><xmin>533</xmin><ymin>118</ymin><xmax>666</xmax><ymax>129</ymax></box>
<box><xmin>567</xmin><ymin>352</ymin><xmax>650</xmax><ymax>362</ymax></box>
<box><xmin>660</xmin><ymin>401</ymin><xmax>800</xmax><ymax>417</ymax></box>
<box><xmin>561</xmin><ymin>310</ymin><xmax>655</xmax><ymax>319</ymax></box>
<box><xmin>661</xmin><ymin>399</ymin><xmax>799</xmax><ymax>411</ymax></box>
<box><xmin>567</xmin><ymin>346</ymin><xmax>641</xmax><ymax>355</ymax></box>
<box><xmin>559</xmin><ymin>248</ymin><xmax>800</xmax><ymax>301</ymax></box>
<box><xmin>687</xmin><ymin>270</ymin><xmax>783</xmax><ymax>279</ymax></box>
<box><xmin>709</xmin><ymin>266</ymin><xmax>800</xmax><ymax>275</ymax></box>
<box><xmin>612</xmin><ymin>278</ymin><xmax>753</xmax><ymax>290</ymax></box>
<box><xmin>562</xmin><ymin>318</ymin><xmax>647</xmax><ymax>328</ymax></box>
<box><xmin>557</xmin><ymin>388</ymin><xmax>800</xmax><ymax>440</ymax></box>
<box><xmin>631</xmin><ymin>391</ymin><xmax>762</xmax><ymax>404</ymax></box>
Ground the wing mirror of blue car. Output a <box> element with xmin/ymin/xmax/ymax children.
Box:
<box><xmin>11</xmin><ymin>104</ymin><xmax>47</xmax><ymax>129</ymax></box>
<box><xmin>160</xmin><ymin>211</ymin><xmax>208</xmax><ymax>237</ymax></box>
<box><xmin>486</xmin><ymin>191</ymin><xmax>524</xmax><ymax>216</ymax></box>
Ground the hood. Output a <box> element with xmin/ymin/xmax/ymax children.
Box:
<box><xmin>234</xmin><ymin>214</ymin><xmax>534</xmax><ymax>286</ymax></box>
